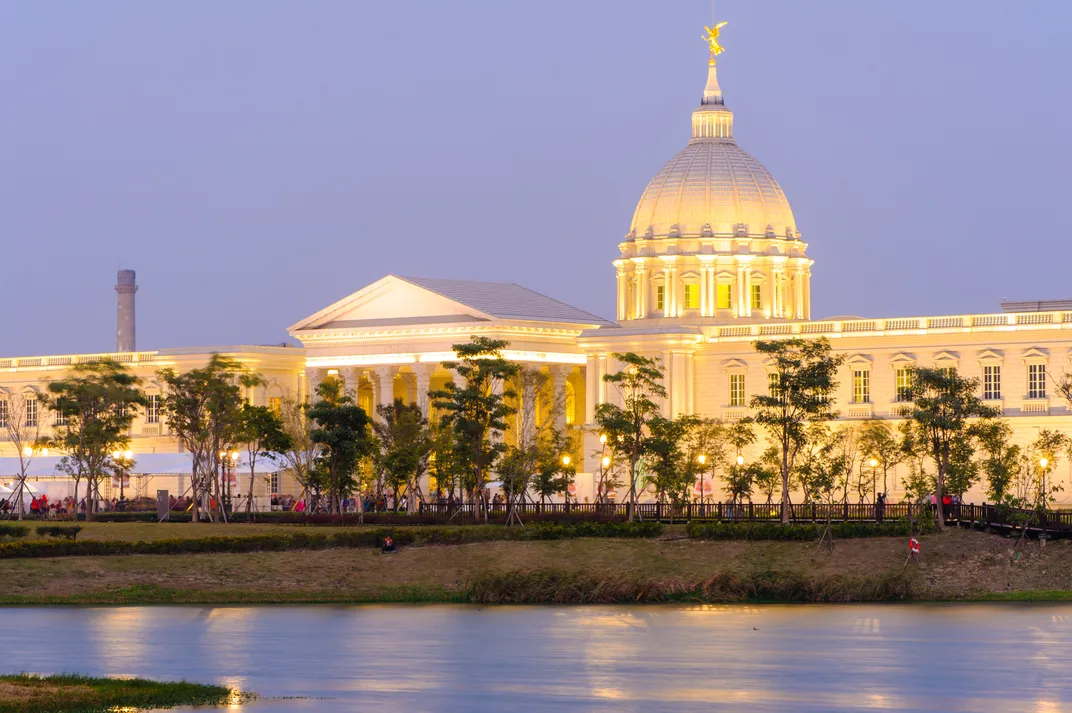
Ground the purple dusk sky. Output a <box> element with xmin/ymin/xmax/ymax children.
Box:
<box><xmin>2</xmin><ymin>1</ymin><xmax>1069</xmax><ymax>356</ymax></box>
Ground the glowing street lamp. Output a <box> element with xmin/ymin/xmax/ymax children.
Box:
<box><xmin>599</xmin><ymin>433</ymin><xmax>608</xmax><ymax>445</ymax></box>
<box><xmin>696</xmin><ymin>454</ymin><xmax>708</xmax><ymax>506</ymax></box>
<box><xmin>736</xmin><ymin>454</ymin><xmax>745</xmax><ymax>466</ymax></box>
<box><xmin>561</xmin><ymin>455</ymin><xmax>571</xmax><ymax>467</ymax></box>
<box><xmin>111</xmin><ymin>449</ymin><xmax>134</xmax><ymax>501</ymax></box>
<box><xmin>601</xmin><ymin>456</ymin><xmax>611</xmax><ymax>468</ymax></box>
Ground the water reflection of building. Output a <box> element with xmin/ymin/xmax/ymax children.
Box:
<box><xmin>0</xmin><ymin>35</ymin><xmax>1069</xmax><ymax>505</ymax></box>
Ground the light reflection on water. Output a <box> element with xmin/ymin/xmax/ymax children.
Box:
<box><xmin>2</xmin><ymin>604</ymin><xmax>1072</xmax><ymax>712</ymax></box>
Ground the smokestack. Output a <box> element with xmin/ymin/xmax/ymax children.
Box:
<box><xmin>115</xmin><ymin>269</ymin><xmax>137</xmax><ymax>353</ymax></box>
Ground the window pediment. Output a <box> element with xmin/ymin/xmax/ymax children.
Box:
<box><xmin>888</xmin><ymin>353</ymin><xmax>915</xmax><ymax>368</ymax></box>
<box><xmin>721</xmin><ymin>358</ymin><xmax>748</xmax><ymax>372</ymax></box>
<box><xmin>1022</xmin><ymin>347</ymin><xmax>1049</xmax><ymax>363</ymax></box>
<box><xmin>976</xmin><ymin>349</ymin><xmax>1004</xmax><ymax>365</ymax></box>
<box><xmin>846</xmin><ymin>354</ymin><xmax>873</xmax><ymax>367</ymax></box>
<box><xmin>932</xmin><ymin>351</ymin><xmax>959</xmax><ymax>365</ymax></box>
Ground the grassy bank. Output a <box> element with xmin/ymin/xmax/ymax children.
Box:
<box><xmin>0</xmin><ymin>673</ymin><xmax>236</xmax><ymax>713</ymax></box>
<box><xmin>0</xmin><ymin>528</ymin><xmax>1069</xmax><ymax>604</ymax></box>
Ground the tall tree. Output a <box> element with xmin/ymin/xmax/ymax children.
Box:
<box><xmin>751</xmin><ymin>337</ymin><xmax>844</xmax><ymax>523</ymax></box>
<box><xmin>646</xmin><ymin>415</ymin><xmax>693</xmax><ymax>507</ymax></box>
<box><xmin>594</xmin><ymin>353</ymin><xmax>667</xmax><ymax>521</ymax></box>
<box><xmin>372</xmin><ymin>398</ymin><xmax>432</xmax><ymax>513</ymax></box>
<box><xmin>858</xmin><ymin>420</ymin><xmax>903</xmax><ymax>499</ymax></box>
<box><xmin>904</xmin><ymin>366</ymin><xmax>998</xmax><ymax>529</ymax></box>
<box><xmin>308</xmin><ymin>377</ymin><xmax>373</xmax><ymax>515</ymax></box>
<box><xmin>974</xmin><ymin>420</ymin><xmax>1020</xmax><ymax>504</ymax></box>
<box><xmin>158</xmin><ymin>354</ymin><xmax>255</xmax><ymax>522</ymax></box>
<box><xmin>234</xmin><ymin>403</ymin><xmax>291</xmax><ymax>516</ymax></box>
<box><xmin>430</xmin><ymin>336</ymin><xmax>520</xmax><ymax>523</ymax></box>
<box><xmin>682</xmin><ymin>418</ymin><xmax>726</xmax><ymax>505</ymax></box>
<box><xmin>1</xmin><ymin>391</ymin><xmax>49</xmax><ymax>519</ymax></box>
<box><xmin>277</xmin><ymin>393</ymin><xmax>319</xmax><ymax>510</ymax></box>
<box><xmin>44</xmin><ymin>360</ymin><xmax>145</xmax><ymax>521</ymax></box>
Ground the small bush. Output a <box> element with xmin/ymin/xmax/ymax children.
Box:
<box><xmin>0</xmin><ymin>523</ymin><xmax>30</xmax><ymax>538</ymax></box>
<box><xmin>35</xmin><ymin>525</ymin><xmax>82</xmax><ymax>540</ymax></box>
<box><xmin>686</xmin><ymin>520</ymin><xmax>916</xmax><ymax>541</ymax></box>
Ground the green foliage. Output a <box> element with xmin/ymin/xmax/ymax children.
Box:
<box><xmin>858</xmin><ymin>419</ymin><xmax>903</xmax><ymax>497</ymax></box>
<box><xmin>685</xmin><ymin>519</ymin><xmax>924</xmax><ymax>541</ymax></box>
<box><xmin>430</xmin><ymin>337</ymin><xmax>521</xmax><ymax>518</ymax></box>
<box><xmin>235</xmin><ymin>402</ymin><xmax>291</xmax><ymax>514</ymax></box>
<box><xmin>645</xmin><ymin>414</ymin><xmax>694</xmax><ymax>505</ymax></box>
<box><xmin>0</xmin><ymin>522</ymin><xmax>664</xmax><ymax>560</ymax></box>
<box><xmin>903</xmin><ymin>366</ymin><xmax>999</xmax><ymax>527</ymax></box>
<box><xmin>43</xmin><ymin>359</ymin><xmax>146</xmax><ymax>521</ymax></box>
<box><xmin>750</xmin><ymin>338</ymin><xmax>844</xmax><ymax>522</ymax></box>
<box><xmin>34</xmin><ymin>525</ymin><xmax>81</xmax><ymax>540</ymax></box>
<box><xmin>0</xmin><ymin>524</ymin><xmax>29</xmax><ymax>538</ymax></box>
<box><xmin>308</xmin><ymin>377</ymin><xmax>374</xmax><ymax>512</ymax></box>
<box><xmin>373</xmin><ymin>398</ymin><xmax>432</xmax><ymax>510</ymax></box>
<box><xmin>158</xmin><ymin>354</ymin><xmax>259</xmax><ymax>522</ymax></box>
<box><xmin>594</xmin><ymin>352</ymin><xmax>667</xmax><ymax>518</ymax></box>
<box><xmin>0</xmin><ymin>673</ymin><xmax>234</xmax><ymax>713</ymax></box>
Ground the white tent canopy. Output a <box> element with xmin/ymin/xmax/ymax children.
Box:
<box><xmin>0</xmin><ymin>453</ymin><xmax>283</xmax><ymax>478</ymax></box>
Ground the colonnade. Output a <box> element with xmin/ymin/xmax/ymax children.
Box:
<box><xmin>305</xmin><ymin>362</ymin><xmax>578</xmax><ymax>425</ymax></box>
<box><xmin>615</xmin><ymin>257</ymin><xmax>811</xmax><ymax>320</ymax></box>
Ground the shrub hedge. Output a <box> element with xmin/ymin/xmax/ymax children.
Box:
<box><xmin>0</xmin><ymin>523</ymin><xmax>30</xmax><ymax>538</ymax></box>
<box><xmin>0</xmin><ymin>521</ymin><xmax>664</xmax><ymax>560</ymax></box>
<box><xmin>686</xmin><ymin>520</ymin><xmax>922</xmax><ymax>541</ymax></box>
<box><xmin>35</xmin><ymin>525</ymin><xmax>82</xmax><ymax>540</ymax></box>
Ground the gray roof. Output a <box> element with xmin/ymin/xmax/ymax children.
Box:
<box><xmin>396</xmin><ymin>276</ymin><xmax>614</xmax><ymax>327</ymax></box>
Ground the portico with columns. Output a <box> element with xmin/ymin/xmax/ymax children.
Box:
<box><xmin>289</xmin><ymin>276</ymin><xmax>608</xmax><ymax>468</ymax></box>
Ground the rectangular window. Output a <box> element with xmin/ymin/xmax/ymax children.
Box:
<box><xmin>25</xmin><ymin>398</ymin><xmax>37</xmax><ymax>428</ymax></box>
<box><xmin>1028</xmin><ymin>363</ymin><xmax>1047</xmax><ymax>399</ymax></box>
<box><xmin>729</xmin><ymin>374</ymin><xmax>746</xmax><ymax>407</ymax></box>
<box><xmin>269</xmin><ymin>396</ymin><xmax>281</xmax><ymax>414</ymax></box>
<box><xmin>768</xmin><ymin>372</ymin><xmax>779</xmax><ymax>397</ymax></box>
<box><xmin>683</xmin><ymin>283</ymin><xmax>699</xmax><ymax>310</ymax></box>
<box><xmin>716</xmin><ymin>283</ymin><xmax>732</xmax><ymax>310</ymax></box>
<box><xmin>983</xmin><ymin>365</ymin><xmax>1001</xmax><ymax>401</ymax></box>
<box><xmin>895</xmin><ymin>368</ymin><xmax>912</xmax><ymax>402</ymax></box>
<box><xmin>53</xmin><ymin>409</ymin><xmax>67</xmax><ymax>427</ymax></box>
<box><xmin>655</xmin><ymin>285</ymin><xmax>665</xmax><ymax>312</ymax></box>
<box><xmin>750</xmin><ymin>284</ymin><xmax>762</xmax><ymax>310</ymax></box>
<box><xmin>146</xmin><ymin>394</ymin><xmax>161</xmax><ymax>424</ymax></box>
<box><xmin>0</xmin><ymin>400</ymin><xmax>7</xmax><ymax>429</ymax></box>
<box><xmin>270</xmin><ymin>471</ymin><xmax>280</xmax><ymax>496</ymax></box>
<box><xmin>852</xmin><ymin>370</ymin><xmax>870</xmax><ymax>404</ymax></box>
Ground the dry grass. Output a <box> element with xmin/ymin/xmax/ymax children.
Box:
<box><xmin>0</xmin><ymin>527</ymin><xmax>1067</xmax><ymax>603</ymax></box>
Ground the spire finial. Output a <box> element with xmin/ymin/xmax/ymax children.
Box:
<box><xmin>702</xmin><ymin>22</ymin><xmax>728</xmax><ymax>66</ymax></box>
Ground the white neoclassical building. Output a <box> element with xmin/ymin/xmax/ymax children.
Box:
<box><xmin>1</xmin><ymin>45</ymin><xmax>1070</xmax><ymax>505</ymax></box>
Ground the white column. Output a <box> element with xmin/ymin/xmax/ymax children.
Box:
<box><xmin>550</xmin><ymin>365</ymin><xmax>569</xmax><ymax>433</ymax></box>
<box><xmin>699</xmin><ymin>265</ymin><xmax>709</xmax><ymax>317</ymax></box>
<box><xmin>802</xmin><ymin>271</ymin><xmax>811</xmax><ymax>320</ymax></box>
<box><xmin>709</xmin><ymin>267</ymin><xmax>717</xmax><ymax>314</ymax></box>
<box><xmin>794</xmin><ymin>271</ymin><xmax>805</xmax><ymax>319</ymax></box>
<box><xmin>597</xmin><ymin>354</ymin><xmax>608</xmax><ymax>407</ymax></box>
<box><xmin>585</xmin><ymin>354</ymin><xmax>599</xmax><ymax>423</ymax></box>
<box><xmin>661</xmin><ymin>351</ymin><xmax>673</xmax><ymax>417</ymax></box>
<box><xmin>664</xmin><ymin>263</ymin><xmax>677</xmax><ymax>317</ymax></box>
<box><xmin>305</xmin><ymin>367</ymin><xmax>322</xmax><ymax>403</ymax></box>
<box><xmin>414</xmin><ymin>364</ymin><xmax>433</xmax><ymax>417</ymax></box>
<box><xmin>743</xmin><ymin>267</ymin><xmax>753</xmax><ymax>317</ymax></box>
<box><xmin>616</xmin><ymin>269</ymin><xmax>628</xmax><ymax>320</ymax></box>
<box><xmin>736</xmin><ymin>264</ymin><xmax>746</xmax><ymax>317</ymax></box>
<box><xmin>376</xmin><ymin>366</ymin><xmax>395</xmax><ymax>409</ymax></box>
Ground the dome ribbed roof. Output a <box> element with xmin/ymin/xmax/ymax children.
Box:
<box><xmin>627</xmin><ymin>64</ymin><xmax>798</xmax><ymax>241</ymax></box>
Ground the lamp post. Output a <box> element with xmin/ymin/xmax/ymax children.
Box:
<box><xmin>868</xmin><ymin>457</ymin><xmax>879</xmax><ymax>503</ymax></box>
<box><xmin>219</xmin><ymin>450</ymin><xmax>240</xmax><ymax>513</ymax></box>
<box><xmin>561</xmin><ymin>455</ymin><xmax>571</xmax><ymax>505</ymax></box>
<box><xmin>697</xmin><ymin>454</ymin><xmax>707</xmax><ymax>507</ymax></box>
<box><xmin>1040</xmin><ymin>456</ymin><xmax>1050</xmax><ymax>506</ymax></box>
<box><xmin>111</xmin><ymin>449</ymin><xmax>134</xmax><ymax>504</ymax></box>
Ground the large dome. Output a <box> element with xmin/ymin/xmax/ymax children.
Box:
<box><xmin>627</xmin><ymin>64</ymin><xmax>798</xmax><ymax>241</ymax></box>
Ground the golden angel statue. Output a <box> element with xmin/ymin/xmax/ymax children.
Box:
<box><xmin>703</xmin><ymin>22</ymin><xmax>729</xmax><ymax>64</ymax></box>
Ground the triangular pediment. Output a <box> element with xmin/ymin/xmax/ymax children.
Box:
<box><xmin>846</xmin><ymin>353</ymin><xmax>873</xmax><ymax>366</ymax></box>
<box><xmin>1021</xmin><ymin>347</ymin><xmax>1048</xmax><ymax>361</ymax></box>
<box><xmin>288</xmin><ymin>276</ymin><xmax>492</xmax><ymax>333</ymax></box>
<box><xmin>933</xmin><ymin>351</ymin><xmax>959</xmax><ymax>363</ymax></box>
<box><xmin>976</xmin><ymin>349</ymin><xmax>1004</xmax><ymax>363</ymax></box>
<box><xmin>888</xmin><ymin>352</ymin><xmax>915</xmax><ymax>364</ymax></box>
<box><xmin>722</xmin><ymin>358</ymin><xmax>748</xmax><ymax>371</ymax></box>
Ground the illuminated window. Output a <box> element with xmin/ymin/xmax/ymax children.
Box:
<box><xmin>852</xmin><ymin>370</ymin><xmax>870</xmax><ymax>404</ymax></box>
<box><xmin>565</xmin><ymin>382</ymin><xmax>576</xmax><ymax>425</ymax></box>
<box><xmin>53</xmin><ymin>408</ymin><xmax>67</xmax><ymax>427</ymax></box>
<box><xmin>146</xmin><ymin>394</ymin><xmax>161</xmax><ymax>424</ymax></box>
<box><xmin>982</xmin><ymin>366</ymin><xmax>1001</xmax><ymax>401</ymax></box>
<box><xmin>683</xmin><ymin>283</ymin><xmax>699</xmax><ymax>310</ymax></box>
<box><xmin>655</xmin><ymin>285</ymin><xmax>665</xmax><ymax>312</ymax></box>
<box><xmin>269</xmin><ymin>396</ymin><xmax>281</xmax><ymax>414</ymax></box>
<box><xmin>1028</xmin><ymin>364</ymin><xmax>1047</xmax><ymax>399</ymax></box>
<box><xmin>767</xmin><ymin>372</ymin><xmax>779</xmax><ymax>397</ymax></box>
<box><xmin>0</xmin><ymin>400</ymin><xmax>7</xmax><ymax>428</ymax></box>
<box><xmin>716</xmin><ymin>283</ymin><xmax>732</xmax><ymax>309</ymax></box>
<box><xmin>939</xmin><ymin>366</ymin><xmax>956</xmax><ymax>376</ymax></box>
<box><xmin>750</xmin><ymin>284</ymin><xmax>761</xmax><ymax>310</ymax></box>
<box><xmin>25</xmin><ymin>397</ymin><xmax>37</xmax><ymax>428</ymax></box>
<box><xmin>895</xmin><ymin>368</ymin><xmax>912</xmax><ymax>402</ymax></box>
<box><xmin>729</xmin><ymin>374</ymin><xmax>746</xmax><ymax>407</ymax></box>
<box><xmin>270</xmin><ymin>471</ymin><xmax>280</xmax><ymax>496</ymax></box>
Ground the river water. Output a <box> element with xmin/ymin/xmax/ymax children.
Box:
<box><xmin>1</xmin><ymin>604</ymin><xmax>1071</xmax><ymax>712</ymax></box>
